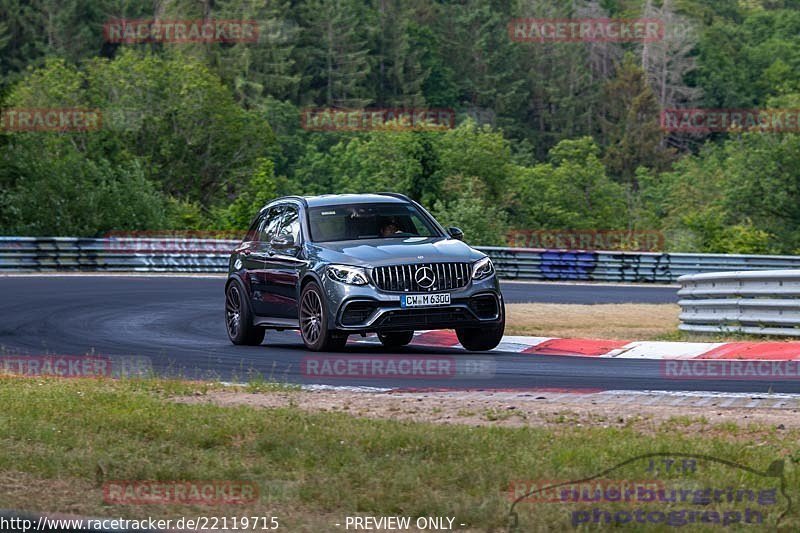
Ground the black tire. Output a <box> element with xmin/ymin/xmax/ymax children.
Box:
<box><xmin>299</xmin><ymin>281</ymin><xmax>349</xmax><ymax>351</ymax></box>
<box><xmin>378</xmin><ymin>330</ymin><xmax>414</xmax><ymax>348</ymax></box>
<box><xmin>225</xmin><ymin>279</ymin><xmax>266</xmax><ymax>346</ymax></box>
<box><xmin>456</xmin><ymin>315</ymin><xmax>505</xmax><ymax>352</ymax></box>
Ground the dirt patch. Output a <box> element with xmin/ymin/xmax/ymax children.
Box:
<box><xmin>0</xmin><ymin>470</ymin><xmax>373</xmax><ymax>533</ymax></box>
<box><xmin>173</xmin><ymin>390</ymin><xmax>799</xmax><ymax>439</ymax></box>
<box><xmin>505</xmin><ymin>303</ymin><xmax>680</xmax><ymax>339</ymax></box>
<box><xmin>0</xmin><ymin>470</ymin><xmax>101</xmax><ymax>517</ymax></box>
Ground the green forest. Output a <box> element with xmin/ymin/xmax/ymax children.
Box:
<box><xmin>1</xmin><ymin>0</ymin><xmax>799</xmax><ymax>253</ymax></box>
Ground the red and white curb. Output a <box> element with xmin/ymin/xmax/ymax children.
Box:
<box><xmin>355</xmin><ymin>330</ymin><xmax>800</xmax><ymax>361</ymax></box>
<box><xmin>222</xmin><ymin>383</ymin><xmax>800</xmax><ymax>410</ymax></box>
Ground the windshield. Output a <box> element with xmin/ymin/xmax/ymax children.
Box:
<box><xmin>308</xmin><ymin>202</ymin><xmax>440</xmax><ymax>242</ymax></box>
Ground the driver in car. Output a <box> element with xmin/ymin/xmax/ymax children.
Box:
<box><xmin>380</xmin><ymin>219</ymin><xmax>402</xmax><ymax>237</ymax></box>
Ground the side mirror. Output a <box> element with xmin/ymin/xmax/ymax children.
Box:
<box><xmin>448</xmin><ymin>227</ymin><xmax>464</xmax><ymax>241</ymax></box>
<box><xmin>271</xmin><ymin>234</ymin><xmax>295</xmax><ymax>249</ymax></box>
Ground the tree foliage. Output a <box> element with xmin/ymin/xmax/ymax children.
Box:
<box><xmin>0</xmin><ymin>0</ymin><xmax>798</xmax><ymax>252</ymax></box>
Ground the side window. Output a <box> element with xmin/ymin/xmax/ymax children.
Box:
<box><xmin>409</xmin><ymin>216</ymin><xmax>427</xmax><ymax>236</ymax></box>
<box><xmin>257</xmin><ymin>206</ymin><xmax>284</xmax><ymax>242</ymax></box>
<box><xmin>244</xmin><ymin>211</ymin><xmax>266</xmax><ymax>242</ymax></box>
<box><xmin>276</xmin><ymin>206</ymin><xmax>301</xmax><ymax>243</ymax></box>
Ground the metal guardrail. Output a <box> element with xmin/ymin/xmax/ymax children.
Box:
<box><xmin>481</xmin><ymin>247</ymin><xmax>800</xmax><ymax>283</ymax></box>
<box><xmin>3</xmin><ymin>237</ymin><xmax>800</xmax><ymax>284</ymax></box>
<box><xmin>0</xmin><ymin>236</ymin><xmax>237</xmax><ymax>272</ymax></box>
<box><xmin>678</xmin><ymin>270</ymin><xmax>800</xmax><ymax>336</ymax></box>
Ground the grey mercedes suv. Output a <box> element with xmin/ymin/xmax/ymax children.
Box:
<box><xmin>225</xmin><ymin>193</ymin><xmax>505</xmax><ymax>351</ymax></box>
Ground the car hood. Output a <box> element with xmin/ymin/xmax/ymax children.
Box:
<box><xmin>308</xmin><ymin>237</ymin><xmax>485</xmax><ymax>267</ymax></box>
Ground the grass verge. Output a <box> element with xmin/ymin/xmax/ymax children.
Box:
<box><xmin>505</xmin><ymin>303</ymin><xmax>680</xmax><ymax>339</ymax></box>
<box><xmin>0</xmin><ymin>376</ymin><xmax>798</xmax><ymax>531</ymax></box>
<box><xmin>505</xmin><ymin>303</ymin><xmax>800</xmax><ymax>342</ymax></box>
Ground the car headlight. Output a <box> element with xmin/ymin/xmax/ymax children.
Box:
<box><xmin>471</xmin><ymin>257</ymin><xmax>495</xmax><ymax>280</ymax></box>
<box><xmin>326</xmin><ymin>264</ymin><xmax>369</xmax><ymax>285</ymax></box>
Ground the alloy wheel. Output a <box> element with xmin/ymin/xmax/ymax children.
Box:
<box><xmin>300</xmin><ymin>289</ymin><xmax>323</xmax><ymax>344</ymax></box>
<box><xmin>225</xmin><ymin>284</ymin><xmax>241</xmax><ymax>339</ymax></box>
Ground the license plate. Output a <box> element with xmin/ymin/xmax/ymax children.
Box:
<box><xmin>401</xmin><ymin>293</ymin><xmax>451</xmax><ymax>308</ymax></box>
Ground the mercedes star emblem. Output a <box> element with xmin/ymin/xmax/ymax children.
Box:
<box><xmin>415</xmin><ymin>266</ymin><xmax>436</xmax><ymax>289</ymax></box>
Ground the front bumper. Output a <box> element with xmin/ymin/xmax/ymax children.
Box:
<box><xmin>321</xmin><ymin>273</ymin><xmax>504</xmax><ymax>333</ymax></box>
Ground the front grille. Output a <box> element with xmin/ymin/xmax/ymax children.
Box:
<box><xmin>372</xmin><ymin>263</ymin><xmax>471</xmax><ymax>292</ymax></box>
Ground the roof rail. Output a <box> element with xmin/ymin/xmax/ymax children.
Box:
<box><xmin>257</xmin><ymin>195</ymin><xmax>308</xmax><ymax>213</ymax></box>
<box><xmin>279</xmin><ymin>195</ymin><xmax>309</xmax><ymax>207</ymax></box>
<box><xmin>376</xmin><ymin>192</ymin><xmax>412</xmax><ymax>202</ymax></box>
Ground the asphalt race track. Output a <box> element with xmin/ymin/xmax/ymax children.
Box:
<box><xmin>1</xmin><ymin>275</ymin><xmax>795</xmax><ymax>393</ymax></box>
